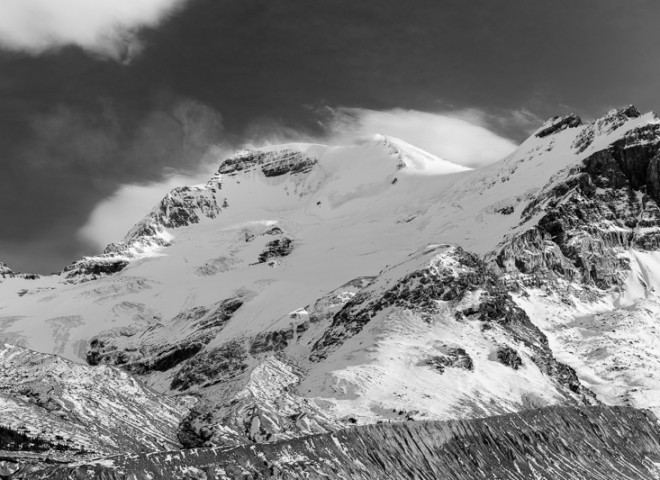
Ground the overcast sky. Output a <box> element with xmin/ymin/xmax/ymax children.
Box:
<box><xmin>1</xmin><ymin>0</ymin><xmax>659</xmax><ymax>272</ymax></box>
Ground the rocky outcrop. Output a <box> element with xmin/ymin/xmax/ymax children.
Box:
<box><xmin>422</xmin><ymin>346</ymin><xmax>473</xmax><ymax>373</ymax></box>
<box><xmin>126</xmin><ymin>181</ymin><xmax>225</xmax><ymax>242</ymax></box>
<box><xmin>257</xmin><ymin>237</ymin><xmax>293</xmax><ymax>264</ymax></box>
<box><xmin>497</xmin><ymin>118</ymin><xmax>660</xmax><ymax>289</ymax></box>
<box><xmin>62</xmin><ymin>182</ymin><xmax>225</xmax><ymax>282</ymax></box>
<box><xmin>534</xmin><ymin>113</ymin><xmax>582</xmax><ymax>138</ymax></box>
<box><xmin>249</xmin><ymin>323</ymin><xmax>309</xmax><ymax>355</ymax></box>
<box><xmin>307</xmin><ymin>276</ymin><xmax>375</xmax><ymax>324</ymax></box>
<box><xmin>169</xmin><ymin>341</ymin><xmax>248</xmax><ymax>391</ymax></box>
<box><xmin>87</xmin><ymin>297</ymin><xmax>244</xmax><ymax>376</ymax></box>
<box><xmin>61</xmin><ymin>150</ymin><xmax>315</xmax><ymax>283</ymax></box>
<box><xmin>175</xmin><ymin>353</ymin><xmax>346</xmax><ymax>448</ymax></box>
<box><xmin>0</xmin><ymin>261</ymin><xmax>39</xmax><ymax>281</ymax></box>
<box><xmin>0</xmin><ymin>343</ymin><xmax>189</xmax><ymax>462</ymax></box>
<box><xmin>23</xmin><ymin>406</ymin><xmax>660</xmax><ymax>480</ymax></box>
<box><xmin>496</xmin><ymin>345</ymin><xmax>523</xmax><ymax>370</ymax></box>
<box><xmin>572</xmin><ymin>105</ymin><xmax>642</xmax><ymax>153</ymax></box>
<box><xmin>496</xmin><ymin>116</ymin><xmax>660</xmax><ymax>289</ymax></box>
<box><xmin>218</xmin><ymin>149</ymin><xmax>317</xmax><ymax>177</ymax></box>
<box><xmin>309</xmin><ymin>245</ymin><xmax>595</xmax><ymax>405</ymax></box>
<box><xmin>310</xmin><ymin>246</ymin><xmax>485</xmax><ymax>358</ymax></box>
<box><xmin>62</xmin><ymin>257</ymin><xmax>128</xmax><ymax>281</ymax></box>
<box><xmin>0</xmin><ymin>262</ymin><xmax>14</xmax><ymax>277</ymax></box>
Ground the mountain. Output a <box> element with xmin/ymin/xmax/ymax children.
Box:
<box><xmin>3</xmin><ymin>109</ymin><xmax>660</xmax><ymax>477</ymax></box>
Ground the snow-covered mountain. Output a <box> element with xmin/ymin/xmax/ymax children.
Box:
<box><xmin>3</xmin><ymin>108</ymin><xmax>660</xmax><ymax>476</ymax></box>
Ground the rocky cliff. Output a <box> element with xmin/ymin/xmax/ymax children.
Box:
<box><xmin>496</xmin><ymin>107</ymin><xmax>660</xmax><ymax>289</ymax></box>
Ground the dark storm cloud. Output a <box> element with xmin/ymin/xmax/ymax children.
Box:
<box><xmin>130</xmin><ymin>0</ymin><xmax>660</xmax><ymax>128</ymax></box>
<box><xmin>0</xmin><ymin>73</ymin><xmax>225</xmax><ymax>272</ymax></box>
<box><xmin>0</xmin><ymin>0</ymin><xmax>659</xmax><ymax>272</ymax></box>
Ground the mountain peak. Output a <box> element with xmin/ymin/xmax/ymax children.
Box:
<box><xmin>533</xmin><ymin>105</ymin><xmax>645</xmax><ymax>141</ymax></box>
<box><xmin>604</xmin><ymin>104</ymin><xmax>641</xmax><ymax>120</ymax></box>
<box><xmin>520</xmin><ymin>105</ymin><xmax>660</xmax><ymax>161</ymax></box>
<box><xmin>591</xmin><ymin>104</ymin><xmax>643</xmax><ymax>136</ymax></box>
<box><xmin>373</xmin><ymin>134</ymin><xmax>472</xmax><ymax>174</ymax></box>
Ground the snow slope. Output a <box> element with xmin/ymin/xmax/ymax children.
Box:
<box><xmin>0</xmin><ymin>135</ymin><xmax>484</xmax><ymax>360</ymax></box>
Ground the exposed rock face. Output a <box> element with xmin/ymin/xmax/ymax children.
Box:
<box><xmin>87</xmin><ymin>296</ymin><xmax>244</xmax><ymax>376</ymax></box>
<box><xmin>310</xmin><ymin>245</ymin><xmax>595</xmax><ymax>405</ymax></box>
<box><xmin>62</xmin><ymin>257</ymin><xmax>128</xmax><ymax>281</ymax></box>
<box><xmin>0</xmin><ymin>343</ymin><xmax>189</xmax><ymax>461</ymax></box>
<box><xmin>249</xmin><ymin>323</ymin><xmax>309</xmax><ymax>355</ymax></box>
<box><xmin>176</xmin><ymin>354</ymin><xmax>344</xmax><ymax>448</ymax></box>
<box><xmin>310</xmin><ymin>246</ymin><xmax>486</xmax><ymax>358</ymax></box>
<box><xmin>60</xmin><ymin>178</ymin><xmax>229</xmax><ymax>283</ymax></box>
<box><xmin>497</xmin><ymin>119</ymin><xmax>660</xmax><ymax>289</ymax></box>
<box><xmin>218</xmin><ymin>149</ymin><xmax>318</xmax><ymax>177</ymax></box>
<box><xmin>572</xmin><ymin>105</ymin><xmax>642</xmax><ymax>153</ymax></box>
<box><xmin>534</xmin><ymin>113</ymin><xmax>582</xmax><ymax>138</ymax></box>
<box><xmin>23</xmin><ymin>406</ymin><xmax>660</xmax><ymax>480</ymax></box>
<box><xmin>0</xmin><ymin>262</ymin><xmax>14</xmax><ymax>277</ymax></box>
<box><xmin>170</xmin><ymin>340</ymin><xmax>248</xmax><ymax>391</ymax></box>
<box><xmin>422</xmin><ymin>346</ymin><xmax>473</xmax><ymax>373</ymax></box>
<box><xmin>126</xmin><ymin>181</ymin><xmax>225</xmax><ymax>241</ymax></box>
<box><xmin>257</xmin><ymin>237</ymin><xmax>293</xmax><ymax>264</ymax></box>
<box><xmin>0</xmin><ymin>261</ymin><xmax>39</xmax><ymax>280</ymax></box>
<box><xmin>497</xmin><ymin>345</ymin><xmax>523</xmax><ymax>370</ymax></box>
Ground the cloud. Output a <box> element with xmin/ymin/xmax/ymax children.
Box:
<box><xmin>323</xmin><ymin>108</ymin><xmax>518</xmax><ymax>168</ymax></box>
<box><xmin>25</xmin><ymin>96</ymin><xmax>226</xmax><ymax>262</ymax></box>
<box><xmin>0</xmin><ymin>0</ymin><xmax>190</xmax><ymax>60</ymax></box>
<box><xmin>451</xmin><ymin>107</ymin><xmax>545</xmax><ymax>138</ymax></box>
<box><xmin>332</xmin><ymin>108</ymin><xmax>519</xmax><ymax>167</ymax></box>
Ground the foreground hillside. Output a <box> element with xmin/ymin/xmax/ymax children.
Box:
<box><xmin>20</xmin><ymin>406</ymin><xmax>660</xmax><ymax>480</ymax></box>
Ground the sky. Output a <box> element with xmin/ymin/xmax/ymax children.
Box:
<box><xmin>0</xmin><ymin>0</ymin><xmax>659</xmax><ymax>272</ymax></box>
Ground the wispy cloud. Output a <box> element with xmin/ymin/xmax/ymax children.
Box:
<box><xmin>451</xmin><ymin>107</ymin><xmax>545</xmax><ymax>138</ymax></box>
<box><xmin>323</xmin><ymin>107</ymin><xmax>518</xmax><ymax>168</ymax></box>
<box><xmin>0</xmin><ymin>0</ymin><xmax>190</xmax><ymax>61</ymax></box>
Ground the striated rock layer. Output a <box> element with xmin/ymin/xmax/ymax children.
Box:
<box><xmin>21</xmin><ymin>406</ymin><xmax>660</xmax><ymax>480</ymax></box>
